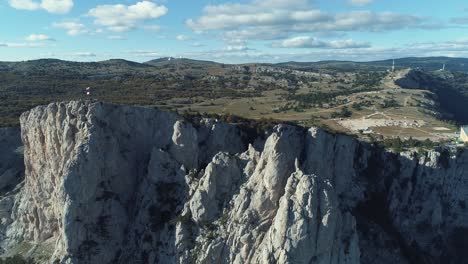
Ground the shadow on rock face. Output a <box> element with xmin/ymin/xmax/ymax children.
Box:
<box><xmin>0</xmin><ymin>127</ymin><xmax>24</xmax><ymax>194</ymax></box>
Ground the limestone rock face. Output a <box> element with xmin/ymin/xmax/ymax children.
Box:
<box><xmin>1</xmin><ymin>101</ymin><xmax>244</xmax><ymax>263</ymax></box>
<box><xmin>1</xmin><ymin>101</ymin><xmax>468</xmax><ymax>264</ymax></box>
<box><xmin>0</xmin><ymin>127</ymin><xmax>24</xmax><ymax>254</ymax></box>
<box><xmin>182</xmin><ymin>126</ymin><xmax>361</xmax><ymax>264</ymax></box>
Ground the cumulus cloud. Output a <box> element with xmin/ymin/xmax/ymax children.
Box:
<box><xmin>223</xmin><ymin>45</ymin><xmax>250</xmax><ymax>52</ymax></box>
<box><xmin>40</xmin><ymin>0</ymin><xmax>73</xmax><ymax>14</ymax></box>
<box><xmin>9</xmin><ymin>0</ymin><xmax>39</xmax><ymax>10</ymax></box>
<box><xmin>268</xmin><ymin>39</ymin><xmax>468</xmax><ymax>62</ymax></box>
<box><xmin>53</xmin><ymin>21</ymin><xmax>88</xmax><ymax>36</ymax></box>
<box><xmin>25</xmin><ymin>34</ymin><xmax>54</xmax><ymax>41</ymax></box>
<box><xmin>88</xmin><ymin>1</ymin><xmax>168</xmax><ymax>32</ymax></box>
<box><xmin>8</xmin><ymin>0</ymin><xmax>73</xmax><ymax>14</ymax></box>
<box><xmin>274</xmin><ymin>36</ymin><xmax>370</xmax><ymax>49</ymax></box>
<box><xmin>187</xmin><ymin>0</ymin><xmax>431</xmax><ymax>42</ymax></box>
<box><xmin>348</xmin><ymin>0</ymin><xmax>374</xmax><ymax>6</ymax></box>
<box><xmin>170</xmin><ymin>35</ymin><xmax>468</xmax><ymax>64</ymax></box>
<box><xmin>176</xmin><ymin>35</ymin><xmax>191</xmax><ymax>41</ymax></box>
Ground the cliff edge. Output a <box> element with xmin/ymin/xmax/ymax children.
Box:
<box><xmin>0</xmin><ymin>101</ymin><xmax>467</xmax><ymax>264</ymax></box>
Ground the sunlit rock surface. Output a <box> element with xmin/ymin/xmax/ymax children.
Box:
<box><xmin>1</xmin><ymin>101</ymin><xmax>467</xmax><ymax>264</ymax></box>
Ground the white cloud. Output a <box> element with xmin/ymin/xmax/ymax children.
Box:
<box><xmin>291</xmin><ymin>39</ymin><xmax>468</xmax><ymax>61</ymax></box>
<box><xmin>274</xmin><ymin>36</ymin><xmax>370</xmax><ymax>49</ymax></box>
<box><xmin>88</xmin><ymin>1</ymin><xmax>168</xmax><ymax>32</ymax></box>
<box><xmin>223</xmin><ymin>45</ymin><xmax>250</xmax><ymax>51</ymax></box>
<box><xmin>348</xmin><ymin>0</ymin><xmax>374</xmax><ymax>6</ymax></box>
<box><xmin>176</xmin><ymin>35</ymin><xmax>191</xmax><ymax>41</ymax></box>
<box><xmin>8</xmin><ymin>0</ymin><xmax>73</xmax><ymax>14</ymax></box>
<box><xmin>25</xmin><ymin>34</ymin><xmax>54</xmax><ymax>41</ymax></box>
<box><xmin>53</xmin><ymin>21</ymin><xmax>88</xmax><ymax>36</ymax></box>
<box><xmin>187</xmin><ymin>0</ymin><xmax>431</xmax><ymax>42</ymax></box>
<box><xmin>9</xmin><ymin>0</ymin><xmax>39</xmax><ymax>10</ymax></box>
<box><xmin>40</xmin><ymin>0</ymin><xmax>73</xmax><ymax>14</ymax></box>
<box><xmin>153</xmin><ymin>36</ymin><xmax>468</xmax><ymax>64</ymax></box>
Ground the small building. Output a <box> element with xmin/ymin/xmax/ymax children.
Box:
<box><xmin>460</xmin><ymin>126</ymin><xmax>468</xmax><ymax>143</ymax></box>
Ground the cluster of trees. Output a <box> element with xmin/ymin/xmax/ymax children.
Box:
<box><xmin>381</xmin><ymin>137</ymin><xmax>438</xmax><ymax>153</ymax></box>
<box><xmin>352</xmin><ymin>71</ymin><xmax>387</xmax><ymax>89</ymax></box>
<box><xmin>288</xmin><ymin>86</ymin><xmax>380</xmax><ymax>108</ymax></box>
<box><xmin>331</xmin><ymin>106</ymin><xmax>352</xmax><ymax>118</ymax></box>
<box><xmin>382</xmin><ymin>98</ymin><xmax>401</xmax><ymax>108</ymax></box>
<box><xmin>351</xmin><ymin>100</ymin><xmax>373</xmax><ymax>111</ymax></box>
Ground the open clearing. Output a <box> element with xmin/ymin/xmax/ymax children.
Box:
<box><xmin>167</xmin><ymin>69</ymin><xmax>458</xmax><ymax>142</ymax></box>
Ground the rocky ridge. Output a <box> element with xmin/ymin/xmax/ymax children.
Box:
<box><xmin>0</xmin><ymin>101</ymin><xmax>467</xmax><ymax>264</ymax></box>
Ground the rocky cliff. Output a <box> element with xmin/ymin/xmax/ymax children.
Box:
<box><xmin>0</xmin><ymin>101</ymin><xmax>467</xmax><ymax>264</ymax></box>
<box><xmin>0</xmin><ymin>127</ymin><xmax>23</xmax><ymax>192</ymax></box>
<box><xmin>0</xmin><ymin>127</ymin><xmax>24</xmax><ymax>254</ymax></box>
<box><xmin>395</xmin><ymin>69</ymin><xmax>468</xmax><ymax>123</ymax></box>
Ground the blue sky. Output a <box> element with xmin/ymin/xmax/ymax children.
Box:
<box><xmin>1</xmin><ymin>0</ymin><xmax>468</xmax><ymax>63</ymax></box>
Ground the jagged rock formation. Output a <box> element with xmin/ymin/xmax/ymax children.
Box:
<box><xmin>0</xmin><ymin>101</ymin><xmax>467</xmax><ymax>264</ymax></box>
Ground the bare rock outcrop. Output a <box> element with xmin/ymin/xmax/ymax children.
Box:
<box><xmin>0</xmin><ymin>127</ymin><xmax>24</xmax><ymax>255</ymax></box>
<box><xmin>1</xmin><ymin>101</ymin><xmax>468</xmax><ymax>264</ymax></box>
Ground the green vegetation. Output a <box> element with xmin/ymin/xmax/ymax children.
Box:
<box><xmin>351</xmin><ymin>100</ymin><xmax>373</xmax><ymax>110</ymax></box>
<box><xmin>0</xmin><ymin>58</ymin><xmax>464</xmax><ymax>146</ymax></box>
<box><xmin>352</xmin><ymin>71</ymin><xmax>387</xmax><ymax>89</ymax></box>
<box><xmin>381</xmin><ymin>137</ymin><xmax>442</xmax><ymax>153</ymax></box>
<box><xmin>287</xmin><ymin>86</ymin><xmax>381</xmax><ymax>107</ymax></box>
<box><xmin>0</xmin><ymin>59</ymin><xmax>261</xmax><ymax>126</ymax></box>
<box><xmin>382</xmin><ymin>98</ymin><xmax>401</xmax><ymax>108</ymax></box>
<box><xmin>331</xmin><ymin>106</ymin><xmax>352</xmax><ymax>118</ymax></box>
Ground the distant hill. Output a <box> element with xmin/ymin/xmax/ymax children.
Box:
<box><xmin>1</xmin><ymin>56</ymin><xmax>468</xmax><ymax>127</ymax></box>
<box><xmin>144</xmin><ymin>57</ymin><xmax>221</xmax><ymax>67</ymax></box>
<box><xmin>2</xmin><ymin>56</ymin><xmax>468</xmax><ymax>74</ymax></box>
<box><xmin>276</xmin><ymin>57</ymin><xmax>468</xmax><ymax>72</ymax></box>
